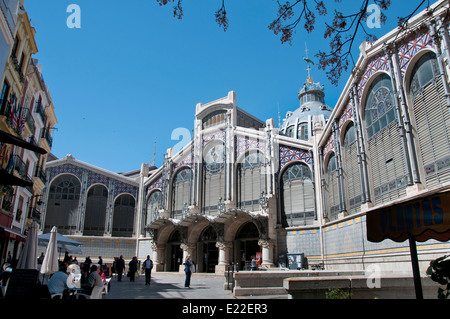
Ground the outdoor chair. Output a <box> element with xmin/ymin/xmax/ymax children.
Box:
<box><xmin>76</xmin><ymin>286</ymin><xmax>103</xmax><ymax>299</ymax></box>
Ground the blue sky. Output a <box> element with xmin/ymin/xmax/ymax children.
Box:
<box><xmin>23</xmin><ymin>0</ymin><xmax>428</xmax><ymax>173</ymax></box>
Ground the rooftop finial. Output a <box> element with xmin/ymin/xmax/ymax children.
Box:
<box><xmin>303</xmin><ymin>43</ymin><xmax>314</xmax><ymax>85</ymax></box>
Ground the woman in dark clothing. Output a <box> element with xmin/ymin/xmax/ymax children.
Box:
<box><xmin>184</xmin><ymin>255</ymin><xmax>192</xmax><ymax>288</ymax></box>
<box><xmin>128</xmin><ymin>257</ymin><xmax>138</xmax><ymax>282</ymax></box>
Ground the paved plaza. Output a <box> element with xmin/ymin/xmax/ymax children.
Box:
<box><xmin>103</xmin><ymin>272</ymin><xmax>236</xmax><ymax>299</ymax></box>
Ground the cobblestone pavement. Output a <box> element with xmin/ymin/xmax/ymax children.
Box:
<box><xmin>103</xmin><ymin>272</ymin><xmax>236</xmax><ymax>299</ymax></box>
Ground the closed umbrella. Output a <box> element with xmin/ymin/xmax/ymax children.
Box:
<box><xmin>17</xmin><ymin>221</ymin><xmax>39</xmax><ymax>269</ymax></box>
<box><xmin>40</xmin><ymin>226</ymin><xmax>59</xmax><ymax>276</ymax></box>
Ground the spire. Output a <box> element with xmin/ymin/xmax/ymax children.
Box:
<box><xmin>303</xmin><ymin>43</ymin><xmax>314</xmax><ymax>85</ymax></box>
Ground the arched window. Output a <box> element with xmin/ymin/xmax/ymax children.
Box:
<box><xmin>83</xmin><ymin>184</ymin><xmax>108</xmax><ymax>236</ymax></box>
<box><xmin>364</xmin><ymin>74</ymin><xmax>408</xmax><ymax>205</ymax></box>
<box><xmin>297</xmin><ymin>122</ymin><xmax>309</xmax><ymax>140</ymax></box>
<box><xmin>112</xmin><ymin>194</ymin><xmax>135</xmax><ymax>237</ymax></box>
<box><xmin>285</xmin><ymin>126</ymin><xmax>295</xmax><ymax>138</ymax></box>
<box><xmin>342</xmin><ymin>123</ymin><xmax>362</xmax><ymax>213</ymax></box>
<box><xmin>409</xmin><ymin>51</ymin><xmax>450</xmax><ymax>188</ymax></box>
<box><xmin>324</xmin><ymin>154</ymin><xmax>339</xmax><ymax>221</ymax></box>
<box><xmin>45</xmin><ymin>174</ymin><xmax>80</xmax><ymax>234</ymax></box>
<box><xmin>202</xmin><ymin>110</ymin><xmax>227</xmax><ymax>129</ymax></box>
<box><xmin>237</xmin><ymin>151</ymin><xmax>266</xmax><ymax>212</ymax></box>
<box><xmin>172</xmin><ymin>167</ymin><xmax>192</xmax><ymax>219</ymax></box>
<box><xmin>202</xmin><ymin>141</ymin><xmax>226</xmax><ymax>216</ymax></box>
<box><xmin>281</xmin><ymin>162</ymin><xmax>314</xmax><ymax>227</ymax></box>
<box><xmin>146</xmin><ymin>190</ymin><xmax>162</xmax><ymax>226</ymax></box>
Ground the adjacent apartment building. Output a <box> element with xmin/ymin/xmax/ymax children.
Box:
<box><xmin>0</xmin><ymin>0</ymin><xmax>56</xmax><ymax>267</ymax></box>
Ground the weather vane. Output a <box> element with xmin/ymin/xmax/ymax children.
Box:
<box><xmin>303</xmin><ymin>43</ymin><xmax>314</xmax><ymax>84</ymax></box>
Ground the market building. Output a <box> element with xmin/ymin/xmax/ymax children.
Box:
<box><xmin>41</xmin><ymin>0</ymin><xmax>450</xmax><ymax>275</ymax></box>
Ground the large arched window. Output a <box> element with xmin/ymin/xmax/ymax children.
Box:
<box><xmin>202</xmin><ymin>110</ymin><xmax>227</xmax><ymax>129</ymax></box>
<box><xmin>202</xmin><ymin>141</ymin><xmax>226</xmax><ymax>216</ymax></box>
<box><xmin>364</xmin><ymin>74</ymin><xmax>408</xmax><ymax>205</ymax></box>
<box><xmin>342</xmin><ymin>123</ymin><xmax>362</xmax><ymax>213</ymax></box>
<box><xmin>45</xmin><ymin>174</ymin><xmax>80</xmax><ymax>234</ymax></box>
<box><xmin>237</xmin><ymin>151</ymin><xmax>266</xmax><ymax>212</ymax></box>
<box><xmin>324</xmin><ymin>154</ymin><xmax>339</xmax><ymax>221</ymax></box>
<box><xmin>297</xmin><ymin>122</ymin><xmax>309</xmax><ymax>140</ymax></box>
<box><xmin>281</xmin><ymin>162</ymin><xmax>314</xmax><ymax>227</ymax></box>
<box><xmin>147</xmin><ymin>190</ymin><xmax>162</xmax><ymax>224</ymax></box>
<box><xmin>83</xmin><ymin>184</ymin><xmax>108</xmax><ymax>236</ymax></box>
<box><xmin>112</xmin><ymin>194</ymin><xmax>135</xmax><ymax>237</ymax></box>
<box><xmin>409</xmin><ymin>51</ymin><xmax>450</xmax><ymax>188</ymax></box>
<box><xmin>172</xmin><ymin>167</ymin><xmax>192</xmax><ymax>219</ymax></box>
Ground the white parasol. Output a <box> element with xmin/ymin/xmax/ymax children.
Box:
<box><xmin>17</xmin><ymin>221</ymin><xmax>39</xmax><ymax>269</ymax></box>
<box><xmin>40</xmin><ymin>226</ymin><xmax>59</xmax><ymax>275</ymax></box>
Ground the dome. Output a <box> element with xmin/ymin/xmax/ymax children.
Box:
<box><xmin>281</xmin><ymin>78</ymin><xmax>333</xmax><ymax>140</ymax></box>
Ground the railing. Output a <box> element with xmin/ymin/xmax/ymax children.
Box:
<box><xmin>20</xmin><ymin>107</ymin><xmax>35</xmax><ymax>135</ymax></box>
<box><xmin>10</xmin><ymin>54</ymin><xmax>24</xmax><ymax>83</ymax></box>
<box><xmin>34</xmin><ymin>101</ymin><xmax>46</xmax><ymax>124</ymax></box>
<box><xmin>41</xmin><ymin>128</ymin><xmax>53</xmax><ymax>148</ymax></box>
<box><xmin>34</xmin><ymin>165</ymin><xmax>46</xmax><ymax>184</ymax></box>
<box><xmin>12</xmin><ymin>154</ymin><xmax>32</xmax><ymax>184</ymax></box>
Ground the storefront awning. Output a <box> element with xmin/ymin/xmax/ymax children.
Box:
<box><xmin>1</xmin><ymin>227</ymin><xmax>26</xmax><ymax>242</ymax></box>
<box><xmin>0</xmin><ymin>130</ymin><xmax>47</xmax><ymax>155</ymax></box>
<box><xmin>366</xmin><ymin>188</ymin><xmax>450</xmax><ymax>243</ymax></box>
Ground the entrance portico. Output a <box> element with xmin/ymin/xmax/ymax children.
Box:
<box><xmin>147</xmin><ymin>210</ymin><xmax>275</xmax><ymax>274</ymax></box>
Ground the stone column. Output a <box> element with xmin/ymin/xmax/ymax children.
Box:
<box><xmin>215</xmin><ymin>241</ymin><xmax>232</xmax><ymax>273</ymax></box>
<box><xmin>152</xmin><ymin>243</ymin><xmax>166</xmax><ymax>272</ymax></box>
<box><xmin>258</xmin><ymin>239</ymin><xmax>275</xmax><ymax>268</ymax></box>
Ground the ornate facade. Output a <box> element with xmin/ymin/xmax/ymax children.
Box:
<box><xmin>42</xmin><ymin>0</ymin><xmax>450</xmax><ymax>274</ymax></box>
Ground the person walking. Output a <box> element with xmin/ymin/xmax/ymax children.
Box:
<box><xmin>142</xmin><ymin>255</ymin><xmax>153</xmax><ymax>285</ymax></box>
<box><xmin>250</xmin><ymin>255</ymin><xmax>257</xmax><ymax>271</ymax></box>
<box><xmin>128</xmin><ymin>256</ymin><xmax>138</xmax><ymax>282</ymax></box>
<box><xmin>116</xmin><ymin>255</ymin><xmax>125</xmax><ymax>282</ymax></box>
<box><xmin>184</xmin><ymin>255</ymin><xmax>192</xmax><ymax>288</ymax></box>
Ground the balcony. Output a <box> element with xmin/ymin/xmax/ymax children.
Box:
<box><xmin>10</xmin><ymin>54</ymin><xmax>25</xmax><ymax>83</ymax></box>
<box><xmin>20</xmin><ymin>107</ymin><xmax>35</xmax><ymax>136</ymax></box>
<box><xmin>12</xmin><ymin>154</ymin><xmax>32</xmax><ymax>186</ymax></box>
<box><xmin>34</xmin><ymin>165</ymin><xmax>47</xmax><ymax>184</ymax></box>
<box><xmin>41</xmin><ymin>128</ymin><xmax>53</xmax><ymax>148</ymax></box>
<box><xmin>28</xmin><ymin>207</ymin><xmax>41</xmax><ymax>224</ymax></box>
<box><xmin>33</xmin><ymin>101</ymin><xmax>47</xmax><ymax>125</ymax></box>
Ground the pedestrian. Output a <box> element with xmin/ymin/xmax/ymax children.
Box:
<box><xmin>250</xmin><ymin>255</ymin><xmax>257</xmax><ymax>271</ymax></box>
<box><xmin>142</xmin><ymin>255</ymin><xmax>153</xmax><ymax>285</ymax></box>
<box><xmin>98</xmin><ymin>256</ymin><xmax>103</xmax><ymax>267</ymax></box>
<box><xmin>128</xmin><ymin>256</ymin><xmax>138</xmax><ymax>282</ymax></box>
<box><xmin>116</xmin><ymin>255</ymin><xmax>125</xmax><ymax>282</ymax></box>
<box><xmin>184</xmin><ymin>255</ymin><xmax>192</xmax><ymax>288</ymax></box>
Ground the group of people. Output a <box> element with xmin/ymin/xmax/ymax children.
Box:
<box><xmin>121</xmin><ymin>255</ymin><xmax>154</xmax><ymax>285</ymax></box>
<box><xmin>46</xmin><ymin>261</ymin><xmax>106</xmax><ymax>299</ymax></box>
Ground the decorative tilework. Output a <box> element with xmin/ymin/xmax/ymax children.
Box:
<box><xmin>173</xmin><ymin>150</ymin><xmax>193</xmax><ymax>171</ymax></box>
<box><xmin>48</xmin><ymin>164</ymin><xmax>83</xmax><ymax>183</ymax></box>
<box><xmin>397</xmin><ymin>30</ymin><xmax>432</xmax><ymax>77</ymax></box>
<box><xmin>113</xmin><ymin>180</ymin><xmax>137</xmax><ymax>198</ymax></box>
<box><xmin>147</xmin><ymin>176</ymin><xmax>162</xmax><ymax>193</ymax></box>
<box><xmin>323</xmin><ymin>135</ymin><xmax>334</xmax><ymax>157</ymax></box>
<box><xmin>358</xmin><ymin>52</ymin><xmax>390</xmax><ymax>99</ymax></box>
<box><xmin>235</xmin><ymin>135</ymin><xmax>266</xmax><ymax>160</ymax></box>
<box><xmin>279</xmin><ymin>145</ymin><xmax>311</xmax><ymax>169</ymax></box>
<box><xmin>87</xmin><ymin>171</ymin><xmax>110</xmax><ymax>188</ymax></box>
<box><xmin>202</xmin><ymin>130</ymin><xmax>226</xmax><ymax>146</ymax></box>
<box><xmin>338</xmin><ymin>103</ymin><xmax>354</xmax><ymax>130</ymax></box>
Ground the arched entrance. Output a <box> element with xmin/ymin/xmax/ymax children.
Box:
<box><xmin>198</xmin><ymin>226</ymin><xmax>218</xmax><ymax>273</ymax></box>
<box><xmin>235</xmin><ymin>222</ymin><xmax>260</xmax><ymax>270</ymax></box>
<box><xmin>167</xmin><ymin>229</ymin><xmax>183</xmax><ymax>272</ymax></box>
